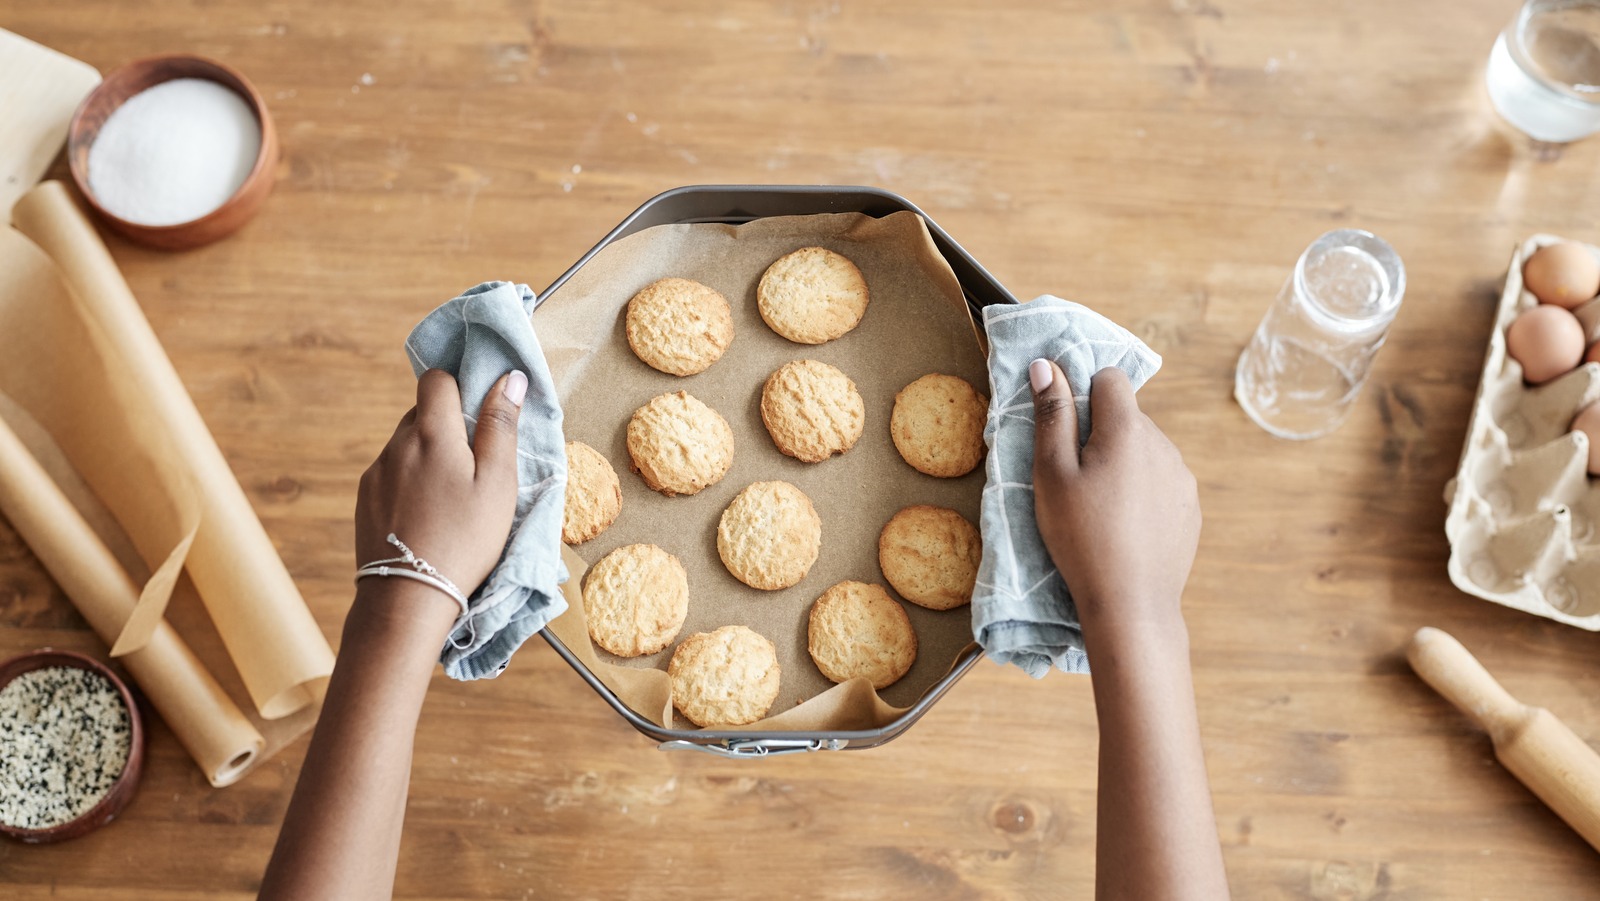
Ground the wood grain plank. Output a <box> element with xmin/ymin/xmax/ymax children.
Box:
<box><xmin>5</xmin><ymin>0</ymin><xmax>1600</xmax><ymax>897</ymax></box>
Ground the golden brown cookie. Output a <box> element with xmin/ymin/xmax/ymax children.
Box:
<box><xmin>889</xmin><ymin>373</ymin><xmax>988</xmax><ymax>478</ymax></box>
<box><xmin>626</xmin><ymin>391</ymin><xmax>735</xmax><ymax>496</ymax></box>
<box><xmin>668</xmin><ymin>625</ymin><xmax>781</xmax><ymax>727</ymax></box>
<box><xmin>561</xmin><ymin>441</ymin><xmax>622</xmax><ymax>545</ymax></box>
<box><xmin>759</xmin><ymin>359</ymin><xmax>865</xmax><ymax>463</ymax></box>
<box><xmin>625</xmin><ymin>277</ymin><xmax>735</xmax><ymax>376</ymax></box>
<box><xmin>807</xmin><ymin>581</ymin><xmax>917</xmax><ymax>689</ymax></box>
<box><xmin>716</xmin><ymin>480</ymin><xmax>822</xmax><ymax>590</ymax></box>
<box><xmin>756</xmin><ymin>247</ymin><xmax>870</xmax><ymax>345</ymax></box>
<box><xmin>582</xmin><ymin>544</ymin><xmax>689</xmax><ymax>658</ymax></box>
<box><xmin>878</xmin><ymin>505</ymin><xmax>982</xmax><ymax>611</ymax></box>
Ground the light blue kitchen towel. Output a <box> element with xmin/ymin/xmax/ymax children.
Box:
<box><xmin>974</xmin><ymin>295</ymin><xmax>1162</xmax><ymax>677</ymax></box>
<box><xmin>403</xmin><ymin>281</ymin><xmax>568</xmax><ymax>680</ymax></box>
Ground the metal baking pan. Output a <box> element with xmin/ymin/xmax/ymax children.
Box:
<box><xmin>535</xmin><ymin>185</ymin><xmax>1017</xmax><ymax>758</ymax></box>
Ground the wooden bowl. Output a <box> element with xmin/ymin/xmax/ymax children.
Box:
<box><xmin>0</xmin><ymin>649</ymin><xmax>145</xmax><ymax>844</ymax></box>
<box><xmin>66</xmin><ymin>55</ymin><xmax>278</xmax><ymax>250</ymax></box>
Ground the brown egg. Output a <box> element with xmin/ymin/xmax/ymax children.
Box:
<box><xmin>1507</xmin><ymin>304</ymin><xmax>1586</xmax><ymax>384</ymax></box>
<box><xmin>1588</xmin><ymin>342</ymin><xmax>1600</xmax><ymax>365</ymax></box>
<box><xmin>1573</xmin><ymin>402</ymin><xmax>1600</xmax><ymax>475</ymax></box>
<box><xmin>1523</xmin><ymin>242</ymin><xmax>1600</xmax><ymax>309</ymax></box>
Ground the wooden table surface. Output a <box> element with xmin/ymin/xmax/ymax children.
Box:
<box><xmin>4</xmin><ymin>1</ymin><xmax>1600</xmax><ymax>898</ymax></box>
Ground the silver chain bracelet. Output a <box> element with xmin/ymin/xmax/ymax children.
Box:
<box><xmin>354</xmin><ymin>533</ymin><xmax>470</xmax><ymax>616</ymax></box>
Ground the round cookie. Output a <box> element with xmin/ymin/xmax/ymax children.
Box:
<box><xmin>626</xmin><ymin>391</ymin><xmax>735</xmax><ymax>496</ymax></box>
<box><xmin>561</xmin><ymin>441</ymin><xmax>622</xmax><ymax>544</ymax></box>
<box><xmin>890</xmin><ymin>373</ymin><xmax>988</xmax><ymax>478</ymax></box>
<box><xmin>582</xmin><ymin>544</ymin><xmax>689</xmax><ymax>658</ymax></box>
<box><xmin>760</xmin><ymin>359</ymin><xmax>865</xmax><ymax>463</ymax></box>
<box><xmin>668</xmin><ymin>625</ymin><xmax>781</xmax><ymax>727</ymax></box>
<box><xmin>625</xmin><ymin>277</ymin><xmax>734</xmax><ymax>376</ymax></box>
<box><xmin>807</xmin><ymin>581</ymin><xmax>918</xmax><ymax>690</ymax></box>
<box><xmin>716</xmin><ymin>480</ymin><xmax>822</xmax><ymax>590</ymax></box>
<box><xmin>878</xmin><ymin>505</ymin><xmax>982</xmax><ymax>611</ymax></box>
<box><xmin>756</xmin><ymin>246</ymin><xmax>870</xmax><ymax>345</ymax></box>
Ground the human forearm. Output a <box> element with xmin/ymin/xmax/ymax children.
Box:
<box><xmin>1082</xmin><ymin>606</ymin><xmax>1228</xmax><ymax>901</ymax></box>
<box><xmin>258</xmin><ymin>582</ymin><xmax>455</xmax><ymax>901</ymax></box>
<box><xmin>1024</xmin><ymin>358</ymin><xmax>1225</xmax><ymax>898</ymax></box>
<box><xmin>258</xmin><ymin>370</ymin><xmax>526</xmax><ymax>899</ymax></box>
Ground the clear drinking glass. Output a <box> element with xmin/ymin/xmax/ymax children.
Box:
<box><xmin>1486</xmin><ymin>0</ymin><xmax>1600</xmax><ymax>143</ymax></box>
<box><xmin>1234</xmin><ymin>229</ymin><xmax>1406</xmax><ymax>441</ymax></box>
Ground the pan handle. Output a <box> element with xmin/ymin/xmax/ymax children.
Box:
<box><xmin>657</xmin><ymin>738</ymin><xmax>847</xmax><ymax>758</ymax></box>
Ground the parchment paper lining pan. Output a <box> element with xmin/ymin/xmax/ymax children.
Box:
<box><xmin>534</xmin><ymin>186</ymin><xmax>1015</xmax><ymax>754</ymax></box>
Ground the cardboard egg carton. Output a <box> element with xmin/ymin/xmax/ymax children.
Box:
<box><xmin>1445</xmin><ymin>235</ymin><xmax>1600</xmax><ymax>629</ymax></box>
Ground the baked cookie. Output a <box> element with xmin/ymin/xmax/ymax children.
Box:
<box><xmin>759</xmin><ymin>359</ymin><xmax>865</xmax><ymax>463</ymax></box>
<box><xmin>807</xmin><ymin>581</ymin><xmax>917</xmax><ymax>690</ymax></box>
<box><xmin>561</xmin><ymin>441</ymin><xmax>622</xmax><ymax>544</ymax></box>
<box><xmin>626</xmin><ymin>391</ymin><xmax>735</xmax><ymax>496</ymax></box>
<box><xmin>625</xmin><ymin>277</ymin><xmax>734</xmax><ymax>376</ymax></box>
<box><xmin>716</xmin><ymin>480</ymin><xmax>822</xmax><ymax>590</ymax></box>
<box><xmin>878</xmin><ymin>505</ymin><xmax>982</xmax><ymax>611</ymax></box>
<box><xmin>889</xmin><ymin>373</ymin><xmax>987</xmax><ymax>478</ymax></box>
<box><xmin>582</xmin><ymin>544</ymin><xmax>689</xmax><ymax>658</ymax></box>
<box><xmin>756</xmin><ymin>247</ymin><xmax>870</xmax><ymax>345</ymax></box>
<box><xmin>668</xmin><ymin>625</ymin><xmax>781</xmax><ymax>727</ymax></box>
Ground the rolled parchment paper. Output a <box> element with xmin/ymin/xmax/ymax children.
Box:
<box><xmin>0</xmin><ymin>409</ymin><xmax>264</xmax><ymax>786</ymax></box>
<box><xmin>9</xmin><ymin>181</ymin><xmax>333</xmax><ymax>718</ymax></box>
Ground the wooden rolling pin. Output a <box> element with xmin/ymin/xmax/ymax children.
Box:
<box><xmin>1407</xmin><ymin>626</ymin><xmax>1600</xmax><ymax>852</ymax></box>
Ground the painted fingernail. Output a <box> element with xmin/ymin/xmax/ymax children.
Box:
<box><xmin>503</xmin><ymin>370</ymin><xmax>528</xmax><ymax>406</ymax></box>
<box><xmin>1029</xmin><ymin>359</ymin><xmax>1053</xmax><ymax>393</ymax></box>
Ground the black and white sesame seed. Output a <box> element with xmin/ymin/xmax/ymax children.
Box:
<box><xmin>0</xmin><ymin>666</ymin><xmax>131</xmax><ymax>830</ymax></box>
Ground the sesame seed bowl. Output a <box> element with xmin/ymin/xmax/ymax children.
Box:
<box><xmin>0</xmin><ymin>649</ymin><xmax>144</xmax><ymax>844</ymax></box>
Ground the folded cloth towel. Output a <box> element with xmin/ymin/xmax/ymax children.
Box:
<box><xmin>403</xmin><ymin>281</ymin><xmax>568</xmax><ymax>680</ymax></box>
<box><xmin>973</xmin><ymin>295</ymin><xmax>1162</xmax><ymax>677</ymax></box>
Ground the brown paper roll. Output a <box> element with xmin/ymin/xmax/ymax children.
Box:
<box><xmin>10</xmin><ymin>182</ymin><xmax>333</xmax><ymax>718</ymax></box>
<box><xmin>0</xmin><ymin>412</ymin><xmax>264</xmax><ymax>786</ymax></box>
<box><xmin>0</xmin><ymin>208</ymin><xmax>199</xmax><ymax>672</ymax></box>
